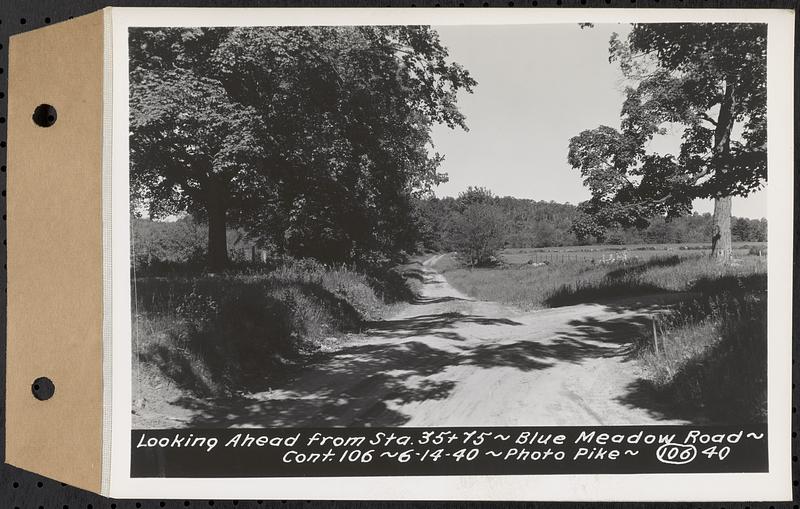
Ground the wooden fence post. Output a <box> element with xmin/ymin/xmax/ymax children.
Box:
<box><xmin>651</xmin><ymin>314</ymin><xmax>659</xmax><ymax>355</ymax></box>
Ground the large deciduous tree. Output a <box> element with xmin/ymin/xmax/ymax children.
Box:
<box><xmin>567</xmin><ymin>23</ymin><xmax>766</xmax><ymax>259</ymax></box>
<box><xmin>129</xmin><ymin>27</ymin><xmax>474</xmax><ymax>269</ymax></box>
<box><xmin>449</xmin><ymin>188</ymin><xmax>506</xmax><ymax>266</ymax></box>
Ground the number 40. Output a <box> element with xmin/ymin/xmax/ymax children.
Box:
<box><xmin>701</xmin><ymin>446</ymin><xmax>731</xmax><ymax>460</ymax></box>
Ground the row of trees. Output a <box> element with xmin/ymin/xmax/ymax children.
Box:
<box><xmin>610</xmin><ymin>215</ymin><xmax>766</xmax><ymax>245</ymax></box>
<box><xmin>131</xmin><ymin>192</ymin><xmax>767</xmax><ymax>270</ymax></box>
<box><xmin>130</xmin><ymin>26</ymin><xmax>475</xmax><ymax>270</ymax></box>
<box><xmin>415</xmin><ymin>187</ymin><xmax>766</xmax><ymax>265</ymax></box>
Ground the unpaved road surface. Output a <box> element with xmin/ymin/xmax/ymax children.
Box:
<box><xmin>135</xmin><ymin>254</ymin><xmax>692</xmax><ymax>428</ymax></box>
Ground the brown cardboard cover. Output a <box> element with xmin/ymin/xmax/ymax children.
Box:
<box><xmin>6</xmin><ymin>10</ymin><xmax>106</xmax><ymax>493</ymax></box>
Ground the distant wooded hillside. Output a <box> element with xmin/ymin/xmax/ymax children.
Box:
<box><xmin>415</xmin><ymin>193</ymin><xmax>767</xmax><ymax>252</ymax></box>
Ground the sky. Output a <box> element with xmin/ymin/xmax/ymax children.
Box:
<box><xmin>428</xmin><ymin>24</ymin><xmax>767</xmax><ymax>220</ymax></box>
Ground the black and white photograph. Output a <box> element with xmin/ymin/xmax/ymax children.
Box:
<box><xmin>110</xmin><ymin>9</ymin><xmax>794</xmax><ymax>496</ymax></box>
<box><xmin>130</xmin><ymin>19</ymin><xmax>770</xmax><ymax>429</ymax></box>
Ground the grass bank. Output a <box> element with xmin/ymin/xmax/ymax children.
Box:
<box><xmin>435</xmin><ymin>252</ymin><xmax>767</xmax><ymax>423</ymax></box>
<box><xmin>633</xmin><ymin>289</ymin><xmax>766</xmax><ymax>423</ymax></box>
<box><xmin>133</xmin><ymin>258</ymin><xmax>418</xmax><ymax>410</ymax></box>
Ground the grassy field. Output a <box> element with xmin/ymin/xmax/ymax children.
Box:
<box><xmin>500</xmin><ymin>242</ymin><xmax>766</xmax><ymax>265</ymax></box>
<box><xmin>435</xmin><ymin>251</ymin><xmax>766</xmax><ymax>310</ymax></box>
<box><xmin>434</xmin><ymin>249</ymin><xmax>767</xmax><ymax>423</ymax></box>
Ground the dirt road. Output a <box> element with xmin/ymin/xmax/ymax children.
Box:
<box><xmin>137</xmin><ymin>254</ymin><xmax>692</xmax><ymax>428</ymax></box>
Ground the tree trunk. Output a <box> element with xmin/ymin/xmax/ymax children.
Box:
<box><xmin>710</xmin><ymin>195</ymin><xmax>732</xmax><ymax>260</ymax></box>
<box><xmin>709</xmin><ymin>78</ymin><xmax>736</xmax><ymax>261</ymax></box>
<box><xmin>207</xmin><ymin>203</ymin><xmax>228</xmax><ymax>272</ymax></box>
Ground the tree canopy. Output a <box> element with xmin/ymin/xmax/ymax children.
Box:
<box><xmin>130</xmin><ymin>26</ymin><xmax>475</xmax><ymax>268</ymax></box>
<box><xmin>567</xmin><ymin>23</ymin><xmax>767</xmax><ymax>256</ymax></box>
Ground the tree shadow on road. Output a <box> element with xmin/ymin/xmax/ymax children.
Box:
<box><xmin>148</xmin><ymin>275</ymin><xmax>699</xmax><ymax>429</ymax></box>
<box><xmin>561</xmin><ymin>314</ymin><xmax>652</xmax><ymax>347</ymax></box>
<box><xmin>400</xmin><ymin>268</ymin><xmax>427</xmax><ymax>282</ymax></box>
<box><xmin>553</xmin><ymin>311</ymin><xmax>706</xmax><ymax>424</ymax></box>
<box><xmin>172</xmin><ymin>340</ymin><xmax>464</xmax><ymax>427</ymax></box>
<box><xmin>495</xmin><ymin>312</ymin><xmax>654</xmax><ymax>368</ymax></box>
<box><xmin>413</xmin><ymin>295</ymin><xmax>472</xmax><ymax>305</ymax></box>
<box><xmin>166</xmin><ymin>305</ymin><xmax>667</xmax><ymax>428</ymax></box>
<box><xmin>362</xmin><ymin>312</ymin><xmax>522</xmax><ymax>341</ymax></box>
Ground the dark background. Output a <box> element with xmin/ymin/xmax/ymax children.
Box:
<box><xmin>0</xmin><ymin>0</ymin><xmax>796</xmax><ymax>507</ymax></box>
<box><xmin>129</xmin><ymin>426</ymin><xmax>770</xmax><ymax>477</ymax></box>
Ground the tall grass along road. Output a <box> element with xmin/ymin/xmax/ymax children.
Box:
<box><xmin>135</xmin><ymin>254</ymin><xmax>699</xmax><ymax>428</ymax></box>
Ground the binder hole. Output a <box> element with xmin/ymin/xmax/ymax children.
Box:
<box><xmin>31</xmin><ymin>377</ymin><xmax>55</xmax><ymax>400</ymax></box>
<box><xmin>32</xmin><ymin>104</ymin><xmax>57</xmax><ymax>127</ymax></box>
